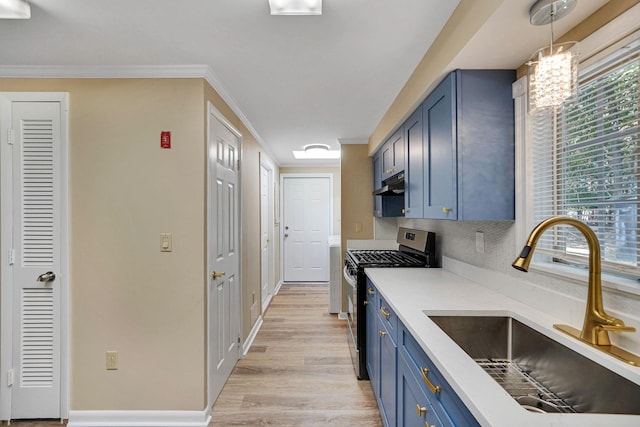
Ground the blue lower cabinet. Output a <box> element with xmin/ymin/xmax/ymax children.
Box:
<box><xmin>366</xmin><ymin>284</ymin><xmax>478</xmax><ymax>426</ymax></box>
<box><xmin>399</xmin><ymin>324</ymin><xmax>480</xmax><ymax>427</ymax></box>
<box><xmin>379</xmin><ymin>319</ymin><xmax>397</xmax><ymax>427</ymax></box>
<box><xmin>398</xmin><ymin>352</ymin><xmax>443</xmax><ymax>427</ymax></box>
<box><xmin>366</xmin><ymin>284</ymin><xmax>379</xmax><ymax>395</ymax></box>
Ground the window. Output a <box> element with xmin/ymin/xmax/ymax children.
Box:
<box><xmin>530</xmin><ymin>39</ymin><xmax>640</xmax><ymax>278</ymax></box>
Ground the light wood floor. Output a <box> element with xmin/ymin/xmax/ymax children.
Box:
<box><xmin>209</xmin><ymin>284</ymin><xmax>382</xmax><ymax>426</ymax></box>
<box><xmin>4</xmin><ymin>285</ymin><xmax>381</xmax><ymax>427</ymax></box>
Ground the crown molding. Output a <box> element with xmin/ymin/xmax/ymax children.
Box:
<box><xmin>202</xmin><ymin>68</ymin><xmax>277</xmax><ymax>164</ymax></box>
<box><xmin>0</xmin><ymin>64</ymin><xmax>210</xmax><ymax>78</ymax></box>
<box><xmin>0</xmin><ymin>64</ymin><xmax>280</xmax><ymax>165</ymax></box>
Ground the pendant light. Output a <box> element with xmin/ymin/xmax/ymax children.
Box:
<box><xmin>528</xmin><ymin>0</ymin><xmax>579</xmax><ymax>112</ymax></box>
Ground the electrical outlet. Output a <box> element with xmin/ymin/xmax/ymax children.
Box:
<box><xmin>106</xmin><ymin>351</ymin><xmax>118</xmax><ymax>370</ymax></box>
<box><xmin>476</xmin><ymin>231</ymin><xmax>485</xmax><ymax>254</ymax></box>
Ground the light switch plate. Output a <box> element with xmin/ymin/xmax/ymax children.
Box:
<box><xmin>106</xmin><ymin>351</ymin><xmax>118</xmax><ymax>370</ymax></box>
<box><xmin>160</xmin><ymin>233</ymin><xmax>172</xmax><ymax>252</ymax></box>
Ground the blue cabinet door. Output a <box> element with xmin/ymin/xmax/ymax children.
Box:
<box><xmin>379</xmin><ymin>319</ymin><xmax>397</xmax><ymax>427</ymax></box>
<box><xmin>398</xmin><ymin>352</ymin><xmax>443</xmax><ymax>427</ymax></box>
<box><xmin>366</xmin><ymin>282</ymin><xmax>379</xmax><ymax>394</ymax></box>
<box><xmin>404</xmin><ymin>107</ymin><xmax>424</xmax><ymax>218</ymax></box>
<box><xmin>423</xmin><ymin>72</ymin><xmax>457</xmax><ymax>219</ymax></box>
<box><xmin>381</xmin><ymin>128</ymin><xmax>405</xmax><ymax>181</ymax></box>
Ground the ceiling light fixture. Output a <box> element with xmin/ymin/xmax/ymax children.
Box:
<box><xmin>527</xmin><ymin>0</ymin><xmax>579</xmax><ymax>112</ymax></box>
<box><xmin>268</xmin><ymin>0</ymin><xmax>322</xmax><ymax>15</ymax></box>
<box><xmin>293</xmin><ymin>144</ymin><xmax>340</xmax><ymax>160</ymax></box>
<box><xmin>0</xmin><ymin>0</ymin><xmax>31</xmax><ymax>19</ymax></box>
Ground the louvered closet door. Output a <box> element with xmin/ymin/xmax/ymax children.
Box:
<box><xmin>11</xmin><ymin>101</ymin><xmax>61</xmax><ymax>418</ymax></box>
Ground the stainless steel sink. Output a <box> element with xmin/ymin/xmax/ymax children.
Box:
<box><xmin>426</xmin><ymin>314</ymin><xmax>640</xmax><ymax>414</ymax></box>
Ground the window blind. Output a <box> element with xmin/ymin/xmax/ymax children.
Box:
<box><xmin>531</xmin><ymin>41</ymin><xmax>640</xmax><ymax>276</ymax></box>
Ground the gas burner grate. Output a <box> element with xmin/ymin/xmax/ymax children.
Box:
<box><xmin>349</xmin><ymin>250</ymin><xmax>424</xmax><ymax>266</ymax></box>
<box><xmin>475</xmin><ymin>358</ymin><xmax>576</xmax><ymax>414</ymax></box>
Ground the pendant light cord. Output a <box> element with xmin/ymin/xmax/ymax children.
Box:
<box><xmin>549</xmin><ymin>2</ymin><xmax>556</xmax><ymax>53</ymax></box>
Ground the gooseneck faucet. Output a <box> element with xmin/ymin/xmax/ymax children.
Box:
<box><xmin>513</xmin><ymin>217</ymin><xmax>639</xmax><ymax>364</ymax></box>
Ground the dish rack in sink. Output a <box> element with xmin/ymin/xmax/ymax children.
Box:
<box><xmin>475</xmin><ymin>358</ymin><xmax>577</xmax><ymax>414</ymax></box>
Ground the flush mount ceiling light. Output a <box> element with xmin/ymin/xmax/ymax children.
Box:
<box><xmin>268</xmin><ymin>0</ymin><xmax>322</xmax><ymax>15</ymax></box>
<box><xmin>527</xmin><ymin>0</ymin><xmax>579</xmax><ymax>112</ymax></box>
<box><xmin>0</xmin><ymin>0</ymin><xmax>31</xmax><ymax>19</ymax></box>
<box><xmin>293</xmin><ymin>144</ymin><xmax>340</xmax><ymax>159</ymax></box>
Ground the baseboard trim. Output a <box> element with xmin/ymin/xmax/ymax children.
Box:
<box><xmin>242</xmin><ymin>315</ymin><xmax>263</xmax><ymax>356</ymax></box>
<box><xmin>274</xmin><ymin>280</ymin><xmax>283</xmax><ymax>294</ymax></box>
<box><xmin>67</xmin><ymin>408</ymin><xmax>211</xmax><ymax>427</ymax></box>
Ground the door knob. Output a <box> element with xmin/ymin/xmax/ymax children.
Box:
<box><xmin>37</xmin><ymin>271</ymin><xmax>56</xmax><ymax>283</ymax></box>
<box><xmin>211</xmin><ymin>271</ymin><xmax>226</xmax><ymax>280</ymax></box>
<box><xmin>284</xmin><ymin>234</ymin><xmax>289</xmax><ymax>238</ymax></box>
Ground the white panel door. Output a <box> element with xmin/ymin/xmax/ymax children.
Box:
<box><xmin>207</xmin><ymin>106</ymin><xmax>240</xmax><ymax>407</ymax></box>
<box><xmin>260</xmin><ymin>165</ymin><xmax>271</xmax><ymax>308</ymax></box>
<box><xmin>282</xmin><ymin>176</ymin><xmax>330</xmax><ymax>282</ymax></box>
<box><xmin>2</xmin><ymin>99</ymin><xmax>64</xmax><ymax>419</ymax></box>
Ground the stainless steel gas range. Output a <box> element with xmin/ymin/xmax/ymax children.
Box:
<box><xmin>343</xmin><ymin>227</ymin><xmax>437</xmax><ymax>380</ymax></box>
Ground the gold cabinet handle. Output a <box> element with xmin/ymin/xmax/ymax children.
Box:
<box><xmin>364</xmin><ymin>300</ymin><xmax>369</xmax><ymax>306</ymax></box>
<box><xmin>420</xmin><ymin>367</ymin><xmax>441</xmax><ymax>394</ymax></box>
<box><xmin>379</xmin><ymin>330</ymin><xmax>387</xmax><ymax>337</ymax></box>
<box><xmin>416</xmin><ymin>403</ymin><xmax>427</xmax><ymax>416</ymax></box>
<box><xmin>401</xmin><ymin>208</ymin><xmax>406</xmax><ymax>214</ymax></box>
<box><xmin>211</xmin><ymin>271</ymin><xmax>226</xmax><ymax>279</ymax></box>
<box><xmin>380</xmin><ymin>307</ymin><xmax>391</xmax><ymax>319</ymax></box>
<box><xmin>442</xmin><ymin>207</ymin><xmax>451</xmax><ymax>213</ymax></box>
<box><xmin>367</xmin><ymin>288</ymin><xmax>375</xmax><ymax>296</ymax></box>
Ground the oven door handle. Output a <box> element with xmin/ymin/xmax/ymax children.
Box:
<box><xmin>343</xmin><ymin>266</ymin><xmax>357</xmax><ymax>287</ymax></box>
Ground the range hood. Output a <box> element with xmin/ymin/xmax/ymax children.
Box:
<box><xmin>373</xmin><ymin>172</ymin><xmax>405</xmax><ymax>196</ymax></box>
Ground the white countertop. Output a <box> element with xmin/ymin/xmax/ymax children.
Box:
<box><xmin>365</xmin><ymin>265</ymin><xmax>640</xmax><ymax>427</ymax></box>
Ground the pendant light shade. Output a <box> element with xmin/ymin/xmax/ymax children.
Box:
<box><xmin>268</xmin><ymin>0</ymin><xmax>322</xmax><ymax>15</ymax></box>
<box><xmin>528</xmin><ymin>41</ymin><xmax>579</xmax><ymax>111</ymax></box>
<box><xmin>527</xmin><ymin>0</ymin><xmax>579</xmax><ymax>112</ymax></box>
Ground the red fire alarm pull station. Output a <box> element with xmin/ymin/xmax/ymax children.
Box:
<box><xmin>161</xmin><ymin>131</ymin><xmax>171</xmax><ymax>149</ymax></box>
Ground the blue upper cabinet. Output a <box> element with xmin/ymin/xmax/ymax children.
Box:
<box><xmin>381</xmin><ymin>127</ymin><xmax>405</xmax><ymax>181</ymax></box>
<box><xmin>404</xmin><ymin>107</ymin><xmax>424</xmax><ymax>219</ymax></box>
<box><xmin>422</xmin><ymin>70</ymin><xmax>516</xmax><ymax>220</ymax></box>
<box><xmin>422</xmin><ymin>75</ymin><xmax>456</xmax><ymax>219</ymax></box>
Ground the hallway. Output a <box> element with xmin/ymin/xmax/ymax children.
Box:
<box><xmin>209</xmin><ymin>284</ymin><xmax>382</xmax><ymax>426</ymax></box>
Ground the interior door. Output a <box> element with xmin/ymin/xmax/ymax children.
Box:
<box><xmin>207</xmin><ymin>105</ymin><xmax>240</xmax><ymax>406</ymax></box>
<box><xmin>260</xmin><ymin>164</ymin><xmax>271</xmax><ymax>309</ymax></box>
<box><xmin>1</xmin><ymin>96</ymin><xmax>66</xmax><ymax>419</ymax></box>
<box><xmin>282</xmin><ymin>176</ymin><xmax>330</xmax><ymax>282</ymax></box>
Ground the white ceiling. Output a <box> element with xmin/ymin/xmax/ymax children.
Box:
<box><xmin>0</xmin><ymin>0</ymin><xmax>610</xmax><ymax>166</ymax></box>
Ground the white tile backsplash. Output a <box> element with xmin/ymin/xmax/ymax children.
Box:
<box><xmin>376</xmin><ymin>217</ymin><xmax>640</xmax><ymax>334</ymax></box>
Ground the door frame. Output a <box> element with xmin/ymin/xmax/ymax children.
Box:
<box><xmin>279</xmin><ymin>173</ymin><xmax>333</xmax><ymax>283</ymax></box>
<box><xmin>259</xmin><ymin>159</ymin><xmax>275</xmax><ymax>310</ymax></box>
<box><xmin>206</xmin><ymin>102</ymin><xmax>242</xmax><ymax>409</ymax></box>
<box><xmin>0</xmin><ymin>92</ymin><xmax>70</xmax><ymax>421</ymax></box>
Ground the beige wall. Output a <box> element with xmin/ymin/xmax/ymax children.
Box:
<box><xmin>0</xmin><ymin>78</ymin><xmax>207</xmax><ymax>410</ymax></box>
<box><xmin>339</xmin><ymin>144</ymin><xmax>374</xmax><ymax>311</ymax></box>
<box><xmin>279</xmin><ymin>166</ymin><xmax>341</xmax><ymax>235</ymax></box>
<box><xmin>0</xmin><ymin>77</ymin><xmax>279</xmax><ymax>412</ymax></box>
